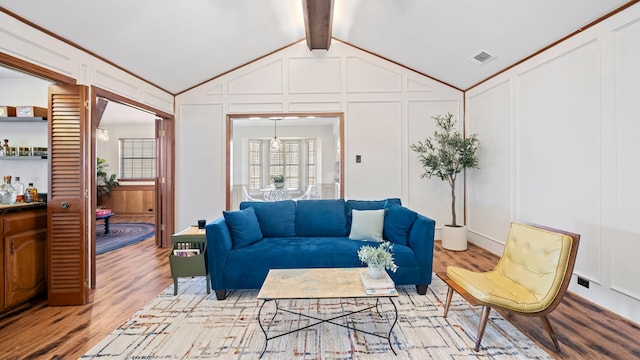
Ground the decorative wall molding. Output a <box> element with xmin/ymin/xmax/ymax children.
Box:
<box><xmin>288</xmin><ymin>102</ymin><xmax>342</xmax><ymax>112</ymax></box>
<box><xmin>288</xmin><ymin>57</ymin><xmax>341</xmax><ymax>94</ymax></box>
<box><xmin>0</xmin><ymin>26</ymin><xmax>73</xmax><ymax>77</ymax></box>
<box><xmin>407</xmin><ymin>79</ymin><xmax>433</xmax><ymax>93</ymax></box>
<box><xmin>204</xmin><ymin>84</ymin><xmax>224</xmax><ymax>96</ymax></box>
<box><xmin>346</xmin><ymin>56</ymin><xmax>402</xmax><ymax>93</ymax></box>
<box><xmin>228</xmin><ymin>102</ymin><xmax>284</xmax><ymax>113</ymax></box>
<box><xmin>228</xmin><ymin>59</ymin><xmax>283</xmax><ymax>95</ymax></box>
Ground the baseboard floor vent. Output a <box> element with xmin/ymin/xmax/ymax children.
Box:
<box><xmin>469</xmin><ymin>50</ymin><xmax>496</xmax><ymax>66</ymax></box>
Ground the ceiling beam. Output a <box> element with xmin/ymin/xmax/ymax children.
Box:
<box><xmin>302</xmin><ymin>0</ymin><xmax>334</xmax><ymax>50</ymax></box>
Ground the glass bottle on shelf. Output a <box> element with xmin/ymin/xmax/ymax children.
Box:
<box><xmin>30</xmin><ymin>183</ymin><xmax>38</xmax><ymax>202</ymax></box>
<box><xmin>14</xmin><ymin>176</ymin><xmax>25</xmax><ymax>203</ymax></box>
<box><xmin>25</xmin><ymin>182</ymin><xmax>37</xmax><ymax>203</ymax></box>
<box><xmin>0</xmin><ymin>175</ymin><xmax>16</xmax><ymax>205</ymax></box>
<box><xmin>1</xmin><ymin>139</ymin><xmax>9</xmax><ymax>156</ymax></box>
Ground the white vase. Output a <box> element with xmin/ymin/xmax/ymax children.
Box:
<box><xmin>441</xmin><ymin>224</ymin><xmax>467</xmax><ymax>251</ymax></box>
<box><xmin>368</xmin><ymin>266</ymin><xmax>385</xmax><ymax>279</ymax></box>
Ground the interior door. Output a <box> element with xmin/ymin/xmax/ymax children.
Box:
<box><xmin>155</xmin><ymin>117</ymin><xmax>175</xmax><ymax>247</ymax></box>
<box><xmin>47</xmin><ymin>84</ymin><xmax>89</xmax><ymax>306</ymax></box>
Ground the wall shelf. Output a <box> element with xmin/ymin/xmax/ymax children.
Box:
<box><xmin>0</xmin><ymin>156</ymin><xmax>47</xmax><ymax>160</ymax></box>
<box><xmin>0</xmin><ymin>117</ymin><xmax>47</xmax><ymax>122</ymax></box>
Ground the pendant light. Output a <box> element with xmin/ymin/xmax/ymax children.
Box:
<box><xmin>270</xmin><ymin>118</ymin><xmax>281</xmax><ymax>151</ymax></box>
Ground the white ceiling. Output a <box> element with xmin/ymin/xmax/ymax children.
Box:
<box><xmin>0</xmin><ymin>0</ymin><xmax>633</xmax><ymax>94</ymax></box>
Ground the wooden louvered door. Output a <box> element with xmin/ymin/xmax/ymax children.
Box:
<box><xmin>47</xmin><ymin>84</ymin><xmax>89</xmax><ymax>306</ymax></box>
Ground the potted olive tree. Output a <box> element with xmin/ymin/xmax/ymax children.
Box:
<box><xmin>410</xmin><ymin>113</ymin><xmax>479</xmax><ymax>251</ymax></box>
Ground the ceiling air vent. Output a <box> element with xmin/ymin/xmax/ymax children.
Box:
<box><xmin>469</xmin><ymin>50</ymin><xmax>495</xmax><ymax>66</ymax></box>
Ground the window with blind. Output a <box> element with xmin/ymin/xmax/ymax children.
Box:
<box><xmin>249</xmin><ymin>140</ymin><xmax>262</xmax><ymax>189</ymax></box>
<box><xmin>248</xmin><ymin>138</ymin><xmax>316</xmax><ymax>192</ymax></box>
<box><xmin>306</xmin><ymin>139</ymin><xmax>316</xmax><ymax>190</ymax></box>
<box><xmin>119</xmin><ymin>138</ymin><xmax>156</xmax><ymax>180</ymax></box>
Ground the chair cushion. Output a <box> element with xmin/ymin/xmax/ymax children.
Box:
<box><xmin>383</xmin><ymin>205</ymin><xmax>417</xmax><ymax>246</ymax></box>
<box><xmin>296</xmin><ymin>199</ymin><xmax>347</xmax><ymax>237</ymax></box>
<box><xmin>447</xmin><ymin>267</ymin><xmax>540</xmax><ymax>311</ymax></box>
<box><xmin>447</xmin><ymin>223</ymin><xmax>573</xmax><ymax>313</ymax></box>
<box><xmin>223</xmin><ymin>206</ymin><xmax>263</xmax><ymax>248</ymax></box>
<box><xmin>348</xmin><ymin>209</ymin><xmax>385</xmax><ymax>242</ymax></box>
<box><xmin>240</xmin><ymin>200</ymin><xmax>296</xmax><ymax>237</ymax></box>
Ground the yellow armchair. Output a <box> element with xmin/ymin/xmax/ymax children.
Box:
<box><xmin>437</xmin><ymin>222</ymin><xmax>580</xmax><ymax>351</ymax></box>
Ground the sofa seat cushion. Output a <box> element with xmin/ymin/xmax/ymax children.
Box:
<box><xmin>240</xmin><ymin>200</ymin><xmax>296</xmax><ymax>237</ymax></box>
<box><xmin>296</xmin><ymin>199</ymin><xmax>347</xmax><ymax>237</ymax></box>
<box><xmin>225</xmin><ymin>237</ymin><xmax>418</xmax><ymax>271</ymax></box>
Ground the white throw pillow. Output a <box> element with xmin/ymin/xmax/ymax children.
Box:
<box><xmin>349</xmin><ymin>209</ymin><xmax>385</xmax><ymax>242</ymax></box>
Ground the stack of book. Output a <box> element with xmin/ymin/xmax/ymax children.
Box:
<box><xmin>360</xmin><ymin>269</ymin><xmax>396</xmax><ymax>295</ymax></box>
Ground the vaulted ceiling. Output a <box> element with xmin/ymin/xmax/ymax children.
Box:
<box><xmin>0</xmin><ymin>0</ymin><xmax>634</xmax><ymax>94</ymax></box>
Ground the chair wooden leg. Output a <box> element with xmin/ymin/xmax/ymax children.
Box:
<box><xmin>474</xmin><ymin>306</ymin><xmax>491</xmax><ymax>352</ymax></box>
<box><xmin>541</xmin><ymin>315</ymin><xmax>560</xmax><ymax>350</ymax></box>
<box><xmin>443</xmin><ymin>286</ymin><xmax>454</xmax><ymax>317</ymax></box>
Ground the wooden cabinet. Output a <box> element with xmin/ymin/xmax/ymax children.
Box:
<box><xmin>1</xmin><ymin>208</ymin><xmax>47</xmax><ymax>311</ymax></box>
<box><xmin>101</xmin><ymin>185</ymin><xmax>155</xmax><ymax>215</ymax></box>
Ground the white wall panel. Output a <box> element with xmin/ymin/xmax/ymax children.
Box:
<box><xmin>516</xmin><ymin>39</ymin><xmax>601</xmax><ymax>281</ymax></box>
<box><xmin>0</xmin><ymin>15</ymin><xmax>74</xmax><ymax>76</ymax></box>
<box><xmin>94</xmin><ymin>68</ymin><xmax>139</xmax><ymax>99</ymax></box>
<box><xmin>228</xmin><ymin>60</ymin><xmax>283</xmax><ymax>95</ymax></box>
<box><xmin>288</xmin><ymin>57</ymin><xmax>341</xmax><ymax>94</ymax></box>
<box><xmin>347</xmin><ymin>57</ymin><xmax>402</xmax><ymax>93</ymax></box>
<box><xmin>466</xmin><ymin>81</ymin><xmax>512</xmax><ymax>249</ymax></box>
<box><xmin>288</xmin><ymin>102</ymin><xmax>342</xmax><ymax>112</ymax></box>
<box><xmin>466</xmin><ymin>5</ymin><xmax>640</xmax><ymax>324</ymax></box>
<box><xmin>611</xmin><ymin>18</ymin><xmax>640</xmax><ymax>300</ymax></box>
<box><xmin>176</xmin><ymin>104</ymin><xmax>225</xmax><ymax>230</ymax></box>
<box><xmin>228</xmin><ymin>102</ymin><xmax>283</xmax><ymax>113</ymax></box>
<box><xmin>142</xmin><ymin>90</ymin><xmax>174</xmax><ymax>113</ymax></box>
<box><xmin>177</xmin><ymin>40</ymin><xmax>462</xmax><ymax>216</ymax></box>
<box><xmin>204</xmin><ymin>84</ymin><xmax>224</xmax><ymax>96</ymax></box>
<box><xmin>346</xmin><ymin>101</ymin><xmax>402</xmax><ymax>199</ymax></box>
<box><xmin>406</xmin><ymin>100</ymin><xmax>461</xmax><ymax>227</ymax></box>
<box><xmin>407</xmin><ymin>79</ymin><xmax>433</xmax><ymax>93</ymax></box>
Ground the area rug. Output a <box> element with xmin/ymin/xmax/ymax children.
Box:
<box><xmin>80</xmin><ymin>274</ymin><xmax>552</xmax><ymax>359</ymax></box>
<box><xmin>96</xmin><ymin>222</ymin><xmax>155</xmax><ymax>255</ymax></box>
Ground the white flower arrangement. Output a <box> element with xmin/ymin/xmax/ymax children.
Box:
<box><xmin>357</xmin><ymin>241</ymin><xmax>398</xmax><ymax>272</ymax></box>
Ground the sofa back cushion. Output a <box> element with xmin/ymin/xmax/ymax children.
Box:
<box><xmin>223</xmin><ymin>206</ymin><xmax>263</xmax><ymax>248</ymax></box>
<box><xmin>345</xmin><ymin>198</ymin><xmax>402</xmax><ymax>230</ymax></box>
<box><xmin>240</xmin><ymin>200</ymin><xmax>296</xmax><ymax>237</ymax></box>
<box><xmin>296</xmin><ymin>199</ymin><xmax>347</xmax><ymax>236</ymax></box>
<box><xmin>383</xmin><ymin>205</ymin><xmax>417</xmax><ymax>246</ymax></box>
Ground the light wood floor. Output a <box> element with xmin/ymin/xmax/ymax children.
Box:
<box><xmin>0</xmin><ymin>221</ymin><xmax>638</xmax><ymax>359</ymax></box>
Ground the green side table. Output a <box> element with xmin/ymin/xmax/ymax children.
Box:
<box><xmin>170</xmin><ymin>226</ymin><xmax>210</xmax><ymax>295</ymax></box>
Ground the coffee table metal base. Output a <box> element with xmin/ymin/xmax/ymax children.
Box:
<box><xmin>257</xmin><ymin>297</ymin><xmax>398</xmax><ymax>358</ymax></box>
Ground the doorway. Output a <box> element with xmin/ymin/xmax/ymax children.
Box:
<box><xmin>91</xmin><ymin>86</ymin><xmax>175</xmax><ymax>287</ymax></box>
<box><xmin>94</xmin><ymin>98</ymin><xmax>157</xmax><ymax>253</ymax></box>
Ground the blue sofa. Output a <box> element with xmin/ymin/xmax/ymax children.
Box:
<box><xmin>205</xmin><ymin>198</ymin><xmax>435</xmax><ymax>300</ymax></box>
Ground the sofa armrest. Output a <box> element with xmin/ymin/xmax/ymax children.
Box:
<box><xmin>205</xmin><ymin>217</ymin><xmax>233</xmax><ymax>289</ymax></box>
<box><xmin>407</xmin><ymin>214</ymin><xmax>436</xmax><ymax>285</ymax></box>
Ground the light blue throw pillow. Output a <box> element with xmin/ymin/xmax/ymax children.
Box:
<box><xmin>349</xmin><ymin>209</ymin><xmax>385</xmax><ymax>242</ymax></box>
<box><xmin>223</xmin><ymin>206</ymin><xmax>263</xmax><ymax>248</ymax></box>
